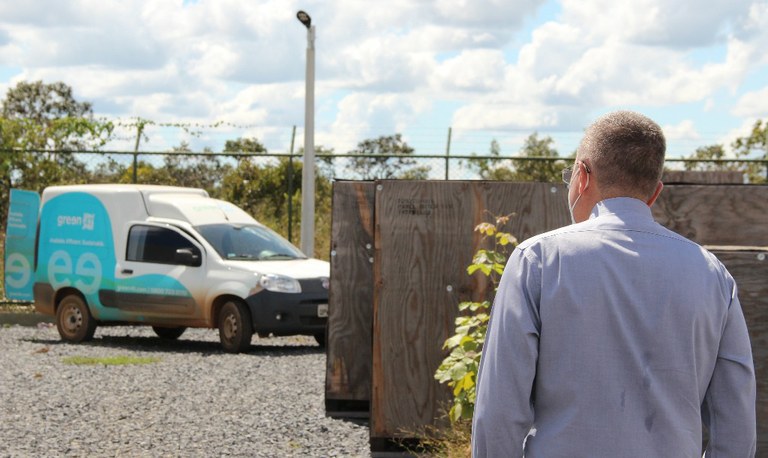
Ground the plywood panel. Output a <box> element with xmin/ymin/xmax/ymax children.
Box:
<box><xmin>653</xmin><ymin>185</ymin><xmax>768</xmax><ymax>246</ymax></box>
<box><xmin>371</xmin><ymin>181</ymin><xmax>570</xmax><ymax>440</ymax></box>
<box><xmin>713</xmin><ymin>251</ymin><xmax>768</xmax><ymax>453</ymax></box>
<box><xmin>662</xmin><ymin>170</ymin><xmax>744</xmax><ymax>184</ymax></box>
<box><xmin>325</xmin><ymin>181</ymin><xmax>375</xmax><ymax>414</ymax></box>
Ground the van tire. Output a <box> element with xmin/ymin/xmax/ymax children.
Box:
<box><xmin>152</xmin><ymin>326</ymin><xmax>186</xmax><ymax>340</ymax></box>
<box><xmin>56</xmin><ymin>294</ymin><xmax>97</xmax><ymax>343</ymax></box>
<box><xmin>218</xmin><ymin>300</ymin><xmax>253</xmax><ymax>353</ymax></box>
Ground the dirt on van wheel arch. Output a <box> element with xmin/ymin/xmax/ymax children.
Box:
<box><xmin>0</xmin><ymin>325</ymin><xmax>369</xmax><ymax>457</ymax></box>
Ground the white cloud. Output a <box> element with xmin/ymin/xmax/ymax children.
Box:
<box><xmin>324</xmin><ymin>92</ymin><xmax>431</xmax><ymax>152</ymax></box>
<box><xmin>561</xmin><ymin>0</ymin><xmax>752</xmax><ymax>48</ymax></box>
<box><xmin>0</xmin><ymin>0</ymin><xmax>764</xmax><ymax>155</ymax></box>
<box><xmin>452</xmin><ymin>103</ymin><xmax>561</xmax><ymax>130</ymax></box>
<box><xmin>434</xmin><ymin>0</ymin><xmax>547</xmax><ymax>28</ymax></box>
<box><xmin>446</xmin><ymin>0</ymin><xmax>764</xmax><ymax>134</ymax></box>
<box><xmin>431</xmin><ymin>49</ymin><xmax>506</xmax><ymax>92</ymax></box>
<box><xmin>663</xmin><ymin>120</ymin><xmax>700</xmax><ymax>141</ymax></box>
<box><xmin>732</xmin><ymin>86</ymin><xmax>768</xmax><ymax>118</ymax></box>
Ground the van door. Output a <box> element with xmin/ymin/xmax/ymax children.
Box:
<box><xmin>3</xmin><ymin>189</ymin><xmax>40</xmax><ymax>301</ymax></box>
<box><xmin>101</xmin><ymin>223</ymin><xmax>206</xmax><ymax>321</ymax></box>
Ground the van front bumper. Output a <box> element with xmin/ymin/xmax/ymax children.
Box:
<box><xmin>244</xmin><ymin>279</ymin><xmax>328</xmax><ymax>336</ymax></box>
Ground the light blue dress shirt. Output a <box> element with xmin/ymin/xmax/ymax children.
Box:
<box><xmin>472</xmin><ymin>197</ymin><xmax>756</xmax><ymax>457</ymax></box>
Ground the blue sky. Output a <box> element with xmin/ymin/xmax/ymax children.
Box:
<box><xmin>0</xmin><ymin>0</ymin><xmax>766</xmax><ymax>159</ymax></box>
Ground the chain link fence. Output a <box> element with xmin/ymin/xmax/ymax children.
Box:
<box><xmin>2</xmin><ymin>148</ymin><xmax>768</xmax><ymax>302</ymax></box>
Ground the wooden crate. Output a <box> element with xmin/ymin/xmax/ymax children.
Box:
<box><xmin>652</xmin><ymin>185</ymin><xmax>768</xmax><ymax>246</ymax></box>
<box><xmin>712</xmin><ymin>250</ymin><xmax>768</xmax><ymax>453</ymax></box>
<box><xmin>325</xmin><ymin>181</ymin><xmax>376</xmax><ymax>418</ymax></box>
<box><xmin>662</xmin><ymin>170</ymin><xmax>744</xmax><ymax>184</ymax></box>
<box><xmin>370</xmin><ymin>181</ymin><xmax>570</xmax><ymax>448</ymax></box>
<box><xmin>326</xmin><ymin>182</ymin><xmax>768</xmax><ymax>454</ymax></box>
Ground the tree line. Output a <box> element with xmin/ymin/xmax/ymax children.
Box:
<box><xmin>2</xmin><ymin>80</ymin><xmax>768</xmax><ymax>261</ymax></box>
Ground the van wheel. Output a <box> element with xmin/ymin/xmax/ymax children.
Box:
<box><xmin>152</xmin><ymin>326</ymin><xmax>186</xmax><ymax>340</ymax></box>
<box><xmin>56</xmin><ymin>294</ymin><xmax>97</xmax><ymax>343</ymax></box>
<box><xmin>218</xmin><ymin>300</ymin><xmax>253</xmax><ymax>353</ymax></box>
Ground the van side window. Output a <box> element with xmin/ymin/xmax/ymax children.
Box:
<box><xmin>127</xmin><ymin>225</ymin><xmax>196</xmax><ymax>265</ymax></box>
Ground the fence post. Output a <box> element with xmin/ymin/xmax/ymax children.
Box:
<box><xmin>288</xmin><ymin>125</ymin><xmax>296</xmax><ymax>243</ymax></box>
<box><xmin>445</xmin><ymin>127</ymin><xmax>452</xmax><ymax>180</ymax></box>
<box><xmin>132</xmin><ymin>122</ymin><xmax>144</xmax><ymax>184</ymax></box>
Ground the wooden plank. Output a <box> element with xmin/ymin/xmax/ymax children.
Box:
<box><xmin>653</xmin><ymin>185</ymin><xmax>768</xmax><ymax>246</ymax></box>
<box><xmin>713</xmin><ymin>251</ymin><xmax>768</xmax><ymax>453</ymax></box>
<box><xmin>325</xmin><ymin>181</ymin><xmax>375</xmax><ymax>416</ymax></box>
<box><xmin>371</xmin><ymin>181</ymin><xmax>570</xmax><ymax>441</ymax></box>
<box><xmin>662</xmin><ymin>170</ymin><xmax>744</xmax><ymax>184</ymax></box>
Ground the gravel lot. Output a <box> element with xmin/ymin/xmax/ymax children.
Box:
<box><xmin>0</xmin><ymin>324</ymin><xmax>370</xmax><ymax>457</ymax></box>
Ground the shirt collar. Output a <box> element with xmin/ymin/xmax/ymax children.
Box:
<box><xmin>589</xmin><ymin>197</ymin><xmax>653</xmax><ymax>221</ymax></box>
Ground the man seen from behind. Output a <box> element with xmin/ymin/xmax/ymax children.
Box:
<box><xmin>471</xmin><ymin>110</ymin><xmax>757</xmax><ymax>457</ymax></box>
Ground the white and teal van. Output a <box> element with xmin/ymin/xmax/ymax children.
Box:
<box><xmin>3</xmin><ymin>184</ymin><xmax>330</xmax><ymax>352</ymax></box>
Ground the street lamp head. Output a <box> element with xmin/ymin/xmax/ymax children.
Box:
<box><xmin>296</xmin><ymin>10</ymin><xmax>311</xmax><ymax>29</ymax></box>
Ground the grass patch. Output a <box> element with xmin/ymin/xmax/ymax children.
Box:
<box><xmin>0</xmin><ymin>302</ymin><xmax>35</xmax><ymax>313</ymax></box>
<box><xmin>396</xmin><ymin>419</ymin><xmax>472</xmax><ymax>458</ymax></box>
<box><xmin>62</xmin><ymin>355</ymin><xmax>161</xmax><ymax>366</ymax></box>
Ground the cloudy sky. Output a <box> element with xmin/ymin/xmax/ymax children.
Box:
<box><xmin>0</xmin><ymin>0</ymin><xmax>766</xmax><ymax>158</ymax></box>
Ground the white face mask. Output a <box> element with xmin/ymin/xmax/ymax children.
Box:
<box><xmin>568</xmin><ymin>166</ymin><xmax>590</xmax><ymax>224</ymax></box>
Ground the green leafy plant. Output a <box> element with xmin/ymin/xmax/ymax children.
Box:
<box><xmin>435</xmin><ymin>214</ymin><xmax>517</xmax><ymax>423</ymax></box>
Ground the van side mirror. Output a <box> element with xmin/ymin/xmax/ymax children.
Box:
<box><xmin>175</xmin><ymin>248</ymin><xmax>201</xmax><ymax>267</ymax></box>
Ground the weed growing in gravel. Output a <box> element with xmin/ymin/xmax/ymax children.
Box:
<box><xmin>396</xmin><ymin>418</ymin><xmax>472</xmax><ymax>458</ymax></box>
<box><xmin>62</xmin><ymin>356</ymin><xmax>160</xmax><ymax>366</ymax></box>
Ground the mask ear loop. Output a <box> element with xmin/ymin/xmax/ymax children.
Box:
<box><xmin>568</xmin><ymin>163</ymin><xmax>590</xmax><ymax>223</ymax></box>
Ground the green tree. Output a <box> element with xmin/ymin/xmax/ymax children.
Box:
<box><xmin>112</xmin><ymin>142</ymin><xmax>230</xmax><ymax>191</ymax></box>
<box><xmin>466</xmin><ymin>133</ymin><xmax>566</xmax><ymax>181</ymax></box>
<box><xmin>732</xmin><ymin>119</ymin><xmax>768</xmax><ymax>158</ymax></box>
<box><xmin>680</xmin><ymin>144</ymin><xmax>756</xmax><ymax>177</ymax></box>
<box><xmin>162</xmin><ymin>142</ymin><xmax>230</xmax><ymax>192</ymax></box>
<box><xmin>219</xmin><ymin>141</ymin><xmax>334</xmax><ymax>260</ymax></box>
<box><xmin>510</xmin><ymin>132</ymin><xmax>564</xmax><ymax>182</ymax></box>
<box><xmin>0</xmin><ymin>81</ymin><xmax>112</xmax><ymax>234</ymax></box>
<box><xmin>90</xmin><ymin>156</ymin><xmax>128</xmax><ymax>184</ymax></box>
<box><xmin>224</xmin><ymin>137</ymin><xmax>268</xmax><ymax>154</ymax></box>
<box><xmin>221</xmin><ymin>140</ymin><xmax>296</xmax><ymax>241</ymax></box>
<box><xmin>682</xmin><ymin>119</ymin><xmax>768</xmax><ymax>182</ymax></box>
<box><xmin>344</xmin><ymin>133</ymin><xmax>430</xmax><ymax>180</ymax></box>
<box><xmin>1</xmin><ymin>80</ymin><xmax>111</xmax><ymax>151</ymax></box>
<box><xmin>465</xmin><ymin>139</ymin><xmax>515</xmax><ymax>180</ymax></box>
<box><xmin>732</xmin><ymin>119</ymin><xmax>768</xmax><ymax>183</ymax></box>
<box><xmin>683</xmin><ymin>144</ymin><xmax>730</xmax><ymax>171</ymax></box>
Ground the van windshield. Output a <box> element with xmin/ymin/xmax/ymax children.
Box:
<box><xmin>196</xmin><ymin>223</ymin><xmax>306</xmax><ymax>261</ymax></box>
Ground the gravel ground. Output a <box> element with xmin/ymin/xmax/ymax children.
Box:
<box><xmin>0</xmin><ymin>324</ymin><xmax>370</xmax><ymax>457</ymax></box>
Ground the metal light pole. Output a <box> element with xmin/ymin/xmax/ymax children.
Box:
<box><xmin>296</xmin><ymin>10</ymin><xmax>316</xmax><ymax>257</ymax></box>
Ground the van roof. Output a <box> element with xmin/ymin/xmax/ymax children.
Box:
<box><xmin>147</xmin><ymin>194</ymin><xmax>257</xmax><ymax>225</ymax></box>
<box><xmin>41</xmin><ymin>184</ymin><xmax>256</xmax><ymax>226</ymax></box>
<box><xmin>42</xmin><ymin>184</ymin><xmax>208</xmax><ymax>200</ymax></box>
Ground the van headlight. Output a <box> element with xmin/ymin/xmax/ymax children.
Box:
<box><xmin>256</xmin><ymin>273</ymin><xmax>301</xmax><ymax>293</ymax></box>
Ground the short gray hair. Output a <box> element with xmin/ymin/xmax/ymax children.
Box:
<box><xmin>578</xmin><ymin>111</ymin><xmax>666</xmax><ymax>198</ymax></box>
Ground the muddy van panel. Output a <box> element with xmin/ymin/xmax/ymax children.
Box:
<box><xmin>35</xmin><ymin>191</ymin><xmax>117</xmax><ymax>319</ymax></box>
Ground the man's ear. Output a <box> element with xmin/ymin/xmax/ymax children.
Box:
<box><xmin>577</xmin><ymin>162</ymin><xmax>591</xmax><ymax>194</ymax></box>
<box><xmin>646</xmin><ymin>181</ymin><xmax>664</xmax><ymax>207</ymax></box>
